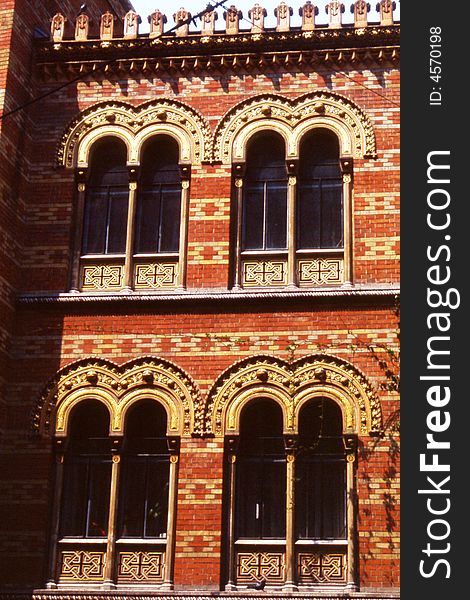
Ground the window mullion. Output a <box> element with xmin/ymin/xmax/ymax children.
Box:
<box><xmin>104</xmin><ymin>187</ymin><xmax>112</xmax><ymax>254</ymax></box>
<box><xmin>341</xmin><ymin>159</ymin><xmax>353</xmax><ymax>286</ymax></box>
<box><xmin>178</xmin><ymin>166</ymin><xmax>191</xmax><ymax>289</ymax></box>
<box><xmin>103</xmin><ymin>440</ymin><xmax>121</xmax><ymax>588</ymax></box>
<box><xmin>262</xmin><ymin>181</ymin><xmax>268</xmax><ymax>251</ymax></box>
<box><xmin>70</xmin><ymin>170</ymin><xmax>87</xmax><ymax>292</ymax></box>
<box><xmin>287</xmin><ymin>163</ymin><xmax>297</xmax><ymax>287</ymax></box>
<box><xmin>46</xmin><ymin>441</ymin><xmax>66</xmax><ymax>588</ymax></box>
<box><xmin>284</xmin><ymin>439</ymin><xmax>297</xmax><ymax>591</ymax></box>
<box><xmin>123</xmin><ymin>167</ymin><xmax>138</xmax><ymax>291</ymax></box>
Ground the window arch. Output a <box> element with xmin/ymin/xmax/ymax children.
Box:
<box><xmin>49</xmin><ymin>396</ymin><xmax>180</xmax><ymax>589</ymax></box>
<box><xmin>60</xmin><ymin>400</ymin><xmax>112</xmax><ymax>539</ymax></box>
<box><xmin>82</xmin><ymin>138</ymin><xmax>129</xmax><ymax>257</ymax></box>
<box><xmin>135</xmin><ymin>136</ymin><xmax>182</xmax><ymax>256</ymax></box>
<box><xmin>71</xmin><ymin>134</ymin><xmax>189</xmax><ymax>293</ymax></box>
<box><xmin>223</xmin><ymin>394</ymin><xmax>356</xmax><ymax>591</ymax></box>
<box><xmin>297</xmin><ymin>129</ymin><xmax>343</xmax><ymax>251</ymax></box>
<box><xmin>118</xmin><ymin>400</ymin><xmax>170</xmax><ymax>540</ymax></box>
<box><xmin>235</xmin><ymin>399</ymin><xmax>286</xmax><ymax>540</ymax></box>
<box><xmin>233</xmin><ymin>127</ymin><xmax>351</xmax><ymax>289</ymax></box>
<box><xmin>242</xmin><ymin>133</ymin><xmax>288</xmax><ymax>252</ymax></box>
<box><xmin>295</xmin><ymin>398</ymin><xmax>346</xmax><ymax>541</ymax></box>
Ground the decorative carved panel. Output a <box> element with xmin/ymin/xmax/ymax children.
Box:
<box><xmin>59</xmin><ymin>550</ymin><xmax>106</xmax><ymax>581</ymax></box>
<box><xmin>242</xmin><ymin>260</ymin><xmax>287</xmax><ymax>287</ymax></box>
<box><xmin>237</xmin><ymin>551</ymin><xmax>286</xmax><ymax>583</ymax></box>
<box><xmin>134</xmin><ymin>262</ymin><xmax>178</xmax><ymax>289</ymax></box>
<box><xmin>298</xmin><ymin>258</ymin><xmax>344</xmax><ymax>286</ymax></box>
<box><xmin>117</xmin><ymin>551</ymin><xmax>165</xmax><ymax>582</ymax></box>
<box><xmin>81</xmin><ymin>264</ymin><xmax>123</xmax><ymax>291</ymax></box>
<box><xmin>298</xmin><ymin>551</ymin><xmax>347</xmax><ymax>584</ymax></box>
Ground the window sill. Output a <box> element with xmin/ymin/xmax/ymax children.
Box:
<box><xmin>18</xmin><ymin>284</ymin><xmax>399</xmax><ymax>305</ymax></box>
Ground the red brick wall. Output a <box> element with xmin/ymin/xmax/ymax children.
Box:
<box><xmin>0</xmin><ymin>4</ymin><xmax>399</xmax><ymax>593</ymax></box>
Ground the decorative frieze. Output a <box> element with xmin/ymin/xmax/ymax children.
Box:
<box><xmin>134</xmin><ymin>262</ymin><xmax>179</xmax><ymax>289</ymax></box>
<box><xmin>81</xmin><ymin>264</ymin><xmax>124</xmax><ymax>291</ymax></box>
<box><xmin>59</xmin><ymin>550</ymin><xmax>106</xmax><ymax>581</ymax></box>
<box><xmin>298</xmin><ymin>258</ymin><xmax>344</xmax><ymax>286</ymax></box>
<box><xmin>117</xmin><ymin>551</ymin><xmax>165</xmax><ymax>582</ymax></box>
<box><xmin>242</xmin><ymin>260</ymin><xmax>288</xmax><ymax>287</ymax></box>
<box><xmin>298</xmin><ymin>551</ymin><xmax>347</xmax><ymax>584</ymax></box>
<box><xmin>237</xmin><ymin>551</ymin><xmax>286</xmax><ymax>584</ymax></box>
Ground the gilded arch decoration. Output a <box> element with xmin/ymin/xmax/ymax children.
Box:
<box><xmin>212</xmin><ymin>91</ymin><xmax>378</xmax><ymax>164</ymax></box>
<box><xmin>32</xmin><ymin>356</ymin><xmax>201</xmax><ymax>437</ymax></box>
<box><xmin>204</xmin><ymin>354</ymin><xmax>382</xmax><ymax>436</ymax></box>
<box><xmin>57</xmin><ymin>99</ymin><xmax>212</xmax><ymax>168</ymax></box>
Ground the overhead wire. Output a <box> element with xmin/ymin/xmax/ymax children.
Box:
<box><xmin>0</xmin><ymin>0</ymin><xmax>399</xmax><ymax>122</ymax></box>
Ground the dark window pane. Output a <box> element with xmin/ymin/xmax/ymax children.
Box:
<box><xmin>107</xmin><ymin>187</ymin><xmax>129</xmax><ymax>253</ymax></box>
<box><xmin>120</xmin><ymin>459</ymin><xmax>147</xmax><ymax>537</ymax></box>
<box><xmin>320</xmin><ymin>181</ymin><xmax>343</xmax><ymax>247</ymax></box>
<box><xmin>119</xmin><ymin>401</ymin><xmax>170</xmax><ymax>539</ymax></box>
<box><xmin>136</xmin><ymin>136</ymin><xmax>182</xmax><ymax>255</ymax></box>
<box><xmin>145</xmin><ymin>460</ymin><xmax>170</xmax><ymax>537</ymax></box>
<box><xmin>87</xmin><ymin>461</ymin><xmax>112</xmax><ymax>537</ymax></box>
<box><xmin>60</xmin><ymin>461</ymin><xmax>88</xmax><ymax>536</ymax></box>
<box><xmin>297</xmin><ymin>130</ymin><xmax>343</xmax><ymax>249</ymax></box>
<box><xmin>159</xmin><ymin>187</ymin><xmax>182</xmax><ymax>252</ymax></box>
<box><xmin>135</xmin><ymin>189</ymin><xmax>162</xmax><ymax>253</ymax></box>
<box><xmin>297</xmin><ymin>183</ymin><xmax>321</xmax><ymax>249</ymax></box>
<box><xmin>242</xmin><ymin>134</ymin><xmax>288</xmax><ymax>251</ymax></box>
<box><xmin>83</xmin><ymin>189</ymin><xmax>108</xmax><ymax>254</ymax></box>
<box><xmin>266</xmin><ymin>182</ymin><xmax>287</xmax><ymax>249</ymax></box>
<box><xmin>61</xmin><ymin>402</ymin><xmax>111</xmax><ymax>538</ymax></box>
<box><xmin>295</xmin><ymin>398</ymin><xmax>346</xmax><ymax>540</ymax></box>
<box><xmin>83</xmin><ymin>138</ymin><xmax>128</xmax><ymax>255</ymax></box>
<box><xmin>236</xmin><ymin>400</ymin><xmax>286</xmax><ymax>539</ymax></box>
<box><xmin>242</xmin><ymin>184</ymin><xmax>264</xmax><ymax>250</ymax></box>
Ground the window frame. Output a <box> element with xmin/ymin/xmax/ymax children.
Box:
<box><xmin>232</xmin><ymin>128</ymin><xmax>353</xmax><ymax>289</ymax></box>
<box><xmin>70</xmin><ymin>134</ymin><xmax>190</xmax><ymax>293</ymax></box>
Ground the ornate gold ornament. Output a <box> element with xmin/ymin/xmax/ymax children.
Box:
<box><xmin>57</xmin><ymin>99</ymin><xmax>212</xmax><ymax>168</ymax></box>
<box><xmin>298</xmin><ymin>551</ymin><xmax>347</xmax><ymax>584</ymax></box>
<box><xmin>204</xmin><ymin>354</ymin><xmax>382</xmax><ymax>436</ymax></box>
<box><xmin>33</xmin><ymin>356</ymin><xmax>201</xmax><ymax>437</ymax></box>
<box><xmin>213</xmin><ymin>91</ymin><xmax>377</xmax><ymax>164</ymax></box>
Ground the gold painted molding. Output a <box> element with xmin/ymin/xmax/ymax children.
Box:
<box><xmin>204</xmin><ymin>354</ymin><xmax>382</xmax><ymax>436</ymax></box>
<box><xmin>33</xmin><ymin>356</ymin><xmax>200</xmax><ymax>437</ymax></box>
<box><xmin>57</xmin><ymin>99</ymin><xmax>212</xmax><ymax>168</ymax></box>
<box><xmin>213</xmin><ymin>91</ymin><xmax>378</xmax><ymax>164</ymax></box>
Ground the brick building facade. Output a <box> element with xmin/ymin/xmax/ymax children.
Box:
<box><xmin>0</xmin><ymin>1</ymin><xmax>399</xmax><ymax>598</ymax></box>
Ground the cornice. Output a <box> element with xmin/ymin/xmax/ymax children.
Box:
<box><xmin>35</xmin><ymin>26</ymin><xmax>399</xmax><ymax>79</ymax></box>
<box><xmin>17</xmin><ymin>285</ymin><xmax>400</xmax><ymax>308</ymax></box>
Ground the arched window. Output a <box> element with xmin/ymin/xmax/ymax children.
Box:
<box><xmin>73</xmin><ymin>135</ymin><xmax>189</xmax><ymax>292</ymax></box>
<box><xmin>60</xmin><ymin>401</ymin><xmax>111</xmax><ymax>538</ymax></box>
<box><xmin>233</xmin><ymin>127</ymin><xmax>350</xmax><ymax>288</ymax></box>
<box><xmin>296</xmin><ymin>398</ymin><xmax>346</xmax><ymax>541</ymax></box>
<box><xmin>297</xmin><ymin>129</ymin><xmax>343</xmax><ymax>251</ymax></box>
<box><xmin>51</xmin><ymin>398</ymin><xmax>179</xmax><ymax>588</ymax></box>
<box><xmin>135</xmin><ymin>136</ymin><xmax>182</xmax><ymax>256</ymax></box>
<box><xmin>236</xmin><ymin>399</ymin><xmax>286</xmax><ymax>539</ymax></box>
<box><xmin>82</xmin><ymin>138</ymin><xmax>129</xmax><ymax>256</ymax></box>
<box><xmin>242</xmin><ymin>134</ymin><xmax>288</xmax><ymax>252</ymax></box>
<box><xmin>118</xmin><ymin>401</ymin><xmax>170</xmax><ymax>539</ymax></box>
<box><xmin>224</xmin><ymin>396</ymin><xmax>354</xmax><ymax>590</ymax></box>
